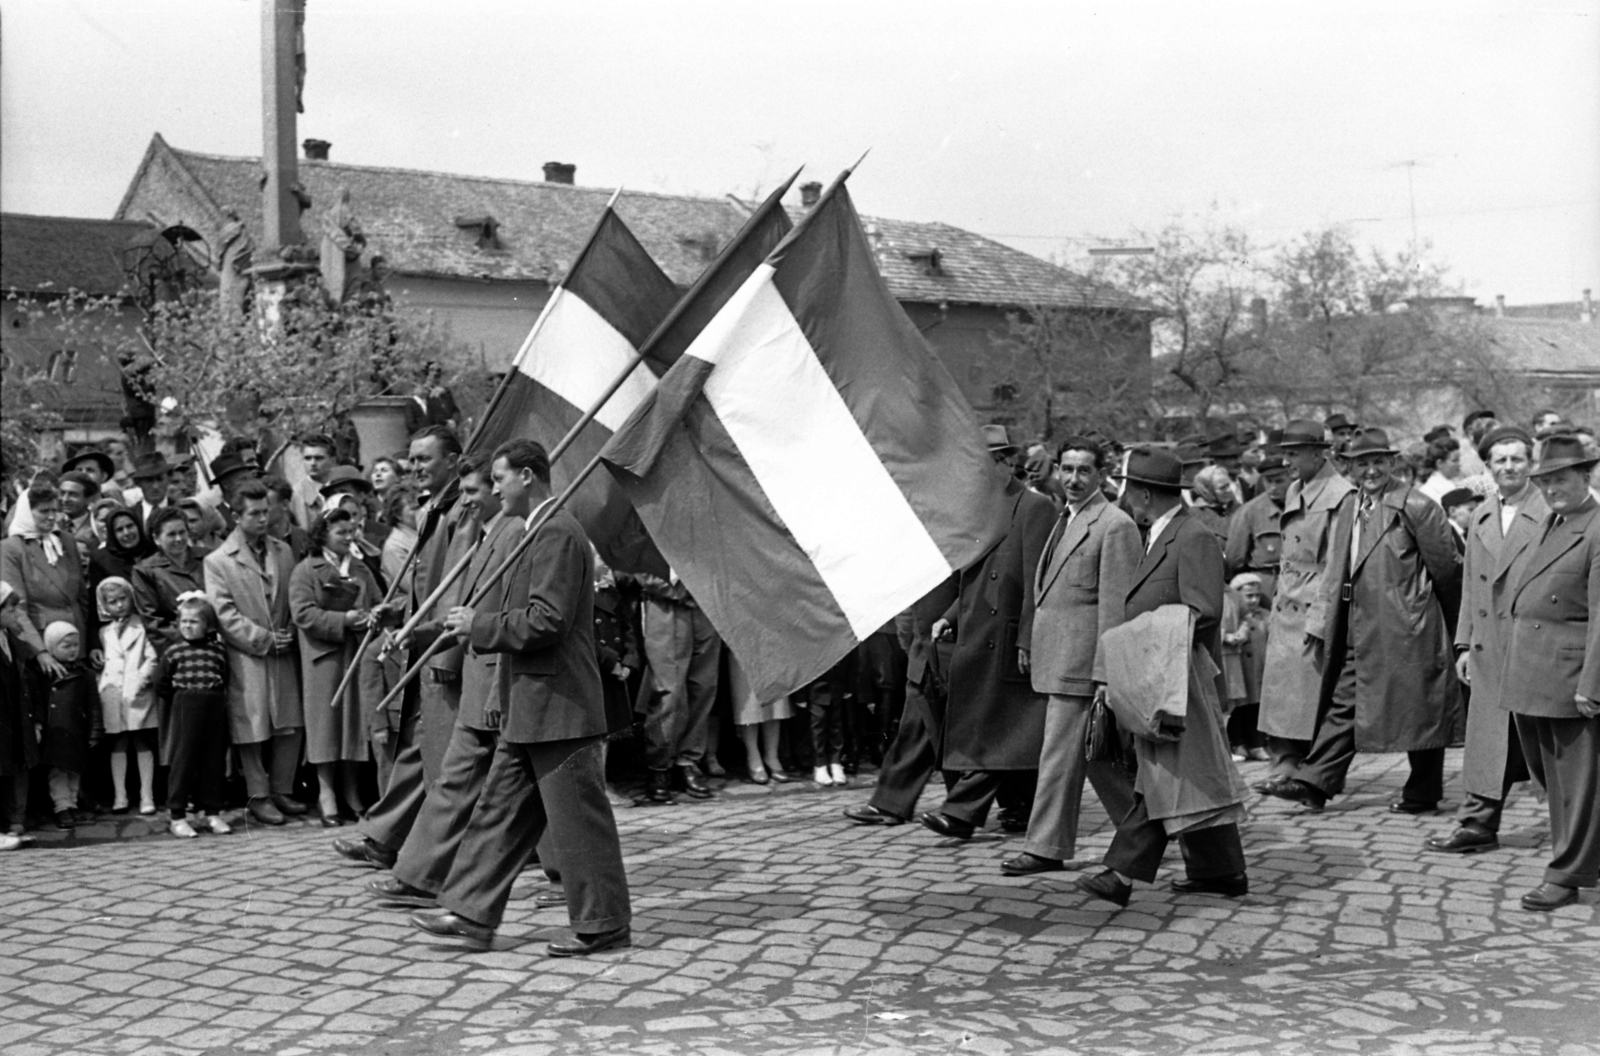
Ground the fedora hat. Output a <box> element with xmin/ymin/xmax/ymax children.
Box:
<box><xmin>1344</xmin><ymin>428</ymin><xmax>1398</xmax><ymax>459</ymax></box>
<box><xmin>61</xmin><ymin>447</ymin><xmax>116</xmax><ymax>479</ymax></box>
<box><xmin>1257</xmin><ymin>453</ymin><xmax>1287</xmax><ymax>472</ymax></box>
<box><xmin>1206</xmin><ymin>432</ymin><xmax>1243</xmax><ymax>459</ymax></box>
<box><xmin>981</xmin><ymin>424</ymin><xmax>1018</xmax><ymax>454</ymax></box>
<box><xmin>1323</xmin><ymin>413</ymin><xmax>1356</xmax><ymax>433</ymax></box>
<box><xmin>208</xmin><ymin>450</ymin><xmax>259</xmax><ymax>484</ymax></box>
<box><xmin>1475</xmin><ymin>424</ymin><xmax>1534</xmax><ymax>462</ymax></box>
<box><xmin>129</xmin><ymin>452</ymin><xmax>178</xmax><ymax>481</ymax></box>
<box><xmin>1174</xmin><ymin>443</ymin><xmax>1210</xmax><ymax>467</ymax></box>
<box><xmin>1530</xmin><ymin>435</ymin><xmax>1600</xmax><ymax>478</ymax></box>
<box><xmin>319</xmin><ymin>465</ymin><xmax>373</xmax><ymax>497</ymax></box>
<box><xmin>1115</xmin><ymin>446</ymin><xmax>1184</xmax><ymax>489</ymax></box>
<box><xmin>1277</xmin><ymin>419</ymin><xmax>1330</xmax><ymax>449</ymax></box>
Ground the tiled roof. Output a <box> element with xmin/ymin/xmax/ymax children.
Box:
<box><xmin>1</xmin><ymin>213</ymin><xmax>154</xmax><ymax>297</ymax></box>
<box><xmin>1482</xmin><ymin>316</ymin><xmax>1600</xmax><ymax>376</ymax></box>
<box><xmin>118</xmin><ymin>135</ymin><xmax>1147</xmax><ymax>311</ymax></box>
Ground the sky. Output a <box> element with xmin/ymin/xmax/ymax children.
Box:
<box><xmin>3</xmin><ymin>0</ymin><xmax>1596</xmax><ymax>305</ymax></box>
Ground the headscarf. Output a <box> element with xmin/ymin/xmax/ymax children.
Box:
<box><xmin>89</xmin><ymin>497</ymin><xmax>124</xmax><ymax>543</ymax></box>
<box><xmin>102</xmin><ymin>508</ymin><xmax>151</xmax><ymax>563</ymax></box>
<box><xmin>96</xmin><ymin>575</ymin><xmax>136</xmax><ymax>623</ymax></box>
<box><xmin>43</xmin><ymin>620</ymin><xmax>79</xmax><ymax>658</ymax></box>
<box><xmin>1190</xmin><ymin>466</ymin><xmax>1236</xmax><ymax>511</ymax></box>
<box><xmin>6</xmin><ymin>493</ymin><xmax>62</xmax><ymax>566</ymax></box>
<box><xmin>1229</xmin><ymin>572</ymin><xmax>1263</xmax><ymax>591</ymax></box>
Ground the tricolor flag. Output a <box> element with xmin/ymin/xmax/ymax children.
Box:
<box><xmin>600</xmin><ymin>175</ymin><xmax>1008</xmax><ymax>701</ymax></box>
<box><xmin>471</xmin><ymin>177</ymin><xmax>798</xmax><ymax>575</ymax></box>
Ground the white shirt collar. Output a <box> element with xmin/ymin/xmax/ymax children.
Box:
<box><xmin>1146</xmin><ymin>506</ymin><xmax>1180</xmax><ymax>553</ymax></box>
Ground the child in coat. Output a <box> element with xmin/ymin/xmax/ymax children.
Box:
<box><xmin>41</xmin><ymin>620</ymin><xmax>99</xmax><ymax>829</ymax></box>
<box><xmin>156</xmin><ymin>594</ymin><xmax>231</xmax><ymax>838</ymax></box>
<box><xmin>97</xmin><ymin>576</ymin><xmax>160</xmax><ymax>814</ymax></box>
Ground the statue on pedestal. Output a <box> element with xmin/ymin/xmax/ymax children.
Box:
<box><xmin>319</xmin><ymin>187</ymin><xmax>367</xmax><ymax>304</ymax></box>
<box><xmin>216</xmin><ymin>209</ymin><xmax>255</xmax><ymax>316</ymax></box>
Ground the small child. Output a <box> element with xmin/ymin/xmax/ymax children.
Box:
<box><xmin>156</xmin><ymin>593</ymin><xmax>231</xmax><ymax>838</ymax></box>
<box><xmin>97</xmin><ymin>576</ymin><xmax>160</xmax><ymax>815</ymax></box>
<box><xmin>1225</xmin><ymin>573</ymin><xmax>1271</xmax><ymax>762</ymax></box>
<box><xmin>40</xmin><ymin>621</ymin><xmax>99</xmax><ymax>829</ymax></box>
<box><xmin>804</xmin><ymin>654</ymin><xmax>854</xmax><ymax>787</ymax></box>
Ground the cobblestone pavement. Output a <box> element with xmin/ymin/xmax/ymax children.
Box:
<box><xmin>3</xmin><ymin>749</ymin><xmax>1599</xmax><ymax>1056</ymax></box>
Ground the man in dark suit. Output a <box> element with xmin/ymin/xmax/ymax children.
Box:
<box><xmin>1002</xmin><ymin>436</ymin><xmax>1140</xmax><ymax>876</ymax></box>
<box><xmin>1427</xmin><ymin>425</ymin><xmax>1544</xmax><ymax>855</ymax></box>
<box><xmin>1499</xmin><ymin>436</ymin><xmax>1600</xmax><ymax>911</ymax></box>
<box><xmin>1078</xmin><ymin>447</ymin><xmax>1249</xmax><ymax>907</ymax></box>
<box><xmin>411</xmin><ymin>439</ymin><xmax>631</xmax><ymax>954</ymax></box>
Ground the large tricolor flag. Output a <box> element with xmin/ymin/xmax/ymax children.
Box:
<box><xmin>470</xmin><ymin>177</ymin><xmax>798</xmax><ymax>575</ymax></box>
<box><xmin>600</xmin><ymin>174</ymin><xmax>1009</xmax><ymax>701</ymax></box>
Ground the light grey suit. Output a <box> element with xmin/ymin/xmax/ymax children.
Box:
<box><xmin>1021</xmin><ymin>491</ymin><xmax>1141</xmax><ymax>860</ymax></box>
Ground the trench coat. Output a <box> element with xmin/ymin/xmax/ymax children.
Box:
<box><xmin>1501</xmin><ymin>501</ymin><xmax>1600</xmax><ymax>717</ymax></box>
<box><xmin>205</xmin><ymin>528</ymin><xmax>302</xmax><ymax>744</ymax></box>
<box><xmin>290</xmin><ymin>552</ymin><xmax>382</xmax><ymax>764</ymax></box>
<box><xmin>937</xmin><ymin>478</ymin><xmax>1055</xmax><ymax>771</ymax></box>
<box><xmin>1259</xmin><ymin>461</ymin><xmax>1354</xmax><ymax>741</ymax></box>
<box><xmin>0</xmin><ymin>534</ymin><xmax>88</xmax><ymax>652</ymax></box>
<box><xmin>1321</xmin><ymin>479</ymin><xmax>1462</xmax><ymax>751</ymax></box>
<box><xmin>1455</xmin><ymin>486</ymin><xmax>1547</xmax><ymax>798</ymax></box>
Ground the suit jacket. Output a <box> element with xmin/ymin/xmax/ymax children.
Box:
<box><xmin>1126</xmin><ymin>506</ymin><xmax>1225</xmax><ymax>662</ymax></box>
<box><xmin>467</xmin><ymin>507</ymin><xmax>605</xmax><ymax>744</ymax></box>
<box><xmin>455</xmin><ymin>514</ymin><xmax>521</xmax><ymax>731</ymax></box>
<box><xmin>1029</xmin><ymin>490</ymin><xmax>1141</xmax><ymax>697</ymax></box>
<box><xmin>1503</xmin><ymin>499</ymin><xmax>1600</xmax><ymax>717</ymax></box>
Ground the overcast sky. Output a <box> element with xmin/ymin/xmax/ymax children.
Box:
<box><xmin>3</xmin><ymin>0</ymin><xmax>1596</xmax><ymax>304</ymax></box>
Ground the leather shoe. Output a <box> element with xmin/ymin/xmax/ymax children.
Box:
<box><xmin>680</xmin><ymin>765</ymin><xmax>713</xmax><ymax>799</ymax></box>
<box><xmin>1424</xmin><ymin>827</ymin><xmax>1499</xmax><ymax>855</ymax></box>
<box><xmin>533</xmin><ymin>890</ymin><xmax>567</xmax><ymax>909</ymax></box>
<box><xmin>410</xmin><ymin>909</ymin><xmax>493</xmax><ymax>949</ymax></box>
<box><xmin>1521</xmin><ymin>883</ymin><xmax>1579</xmax><ymax>912</ymax></box>
<box><xmin>843</xmin><ymin>804</ymin><xmax>905</xmax><ymax>826</ymax></box>
<box><xmin>1001</xmin><ymin>852</ymin><xmax>1065</xmax><ymax>877</ymax></box>
<box><xmin>271</xmin><ymin>794</ymin><xmax>308</xmax><ymax>816</ymax></box>
<box><xmin>1171</xmin><ymin>872</ymin><xmax>1249</xmax><ymax>898</ymax></box>
<box><xmin>1076</xmin><ymin>869</ymin><xmax>1132</xmax><ymax>908</ymax></box>
<box><xmin>998</xmin><ymin>810</ymin><xmax>1029</xmax><ymax>834</ymax></box>
<box><xmin>1259</xmin><ymin>778</ymin><xmax>1326</xmax><ymax>812</ymax></box>
<box><xmin>645</xmin><ymin>769</ymin><xmax>674</xmax><ymax>804</ymax></box>
<box><xmin>54</xmin><ymin>809</ymin><xmax>75</xmax><ymax>830</ymax></box>
<box><xmin>332</xmin><ymin>835</ymin><xmax>397</xmax><ymax>869</ymax></box>
<box><xmin>1389</xmin><ymin>799</ymin><xmax>1438</xmax><ymax>815</ymax></box>
<box><xmin>248</xmin><ymin>796</ymin><xmax>286</xmax><ymax>826</ymax></box>
<box><xmin>548</xmin><ymin>924</ymin><xmax>631</xmax><ymax>958</ymax></box>
<box><xmin>919</xmin><ymin>812</ymin><xmax>975</xmax><ymax>839</ymax></box>
<box><xmin>368</xmin><ymin>876</ymin><xmax>437</xmax><ymax>907</ymax></box>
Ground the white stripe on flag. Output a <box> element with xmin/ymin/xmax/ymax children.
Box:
<box><xmin>517</xmin><ymin>287</ymin><xmax>655</xmax><ymax>432</ymax></box>
<box><xmin>689</xmin><ymin>264</ymin><xmax>953</xmax><ymax>639</ymax></box>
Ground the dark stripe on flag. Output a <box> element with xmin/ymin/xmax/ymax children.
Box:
<box><xmin>563</xmin><ymin>210</ymin><xmax>680</xmax><ymax>351</ymax></box>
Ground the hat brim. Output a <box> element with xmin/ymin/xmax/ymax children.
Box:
<box><xmin>1530</xmin><ymin>456</ymin><xmax>1600</xmax><ymax>478</ymax></box>
<box><xmin>1113</xmin><ymin>471</ymin><xmax>1183</xmax><ymax>489</ymax></box>
<box><xmin>1276</xmin><ymin>437</ymin><xmax>1330</xmax><ymax>449</ymax></box>
<box><xmin>64</xmin><ymin>453</ymin><xmax>116</xmax><ymax>476</ymax></box>
<box><xmin>1343</xmin><ymin>446</ymin><xmax>1398</xmax><ymax>459</ymax></box>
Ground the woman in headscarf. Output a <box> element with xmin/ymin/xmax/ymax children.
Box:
<box><xmin>1188</xmin><ymin>465</ymin><xmax>1238</xmax><ymax>547</ymax></box>
<box><xmin>89</xmin><ymin>507</ymin><xmax>151</xmax><ymax>591</ymax></box>
<box><xmin>131</xmin><ymin>506</ymin><xmax>207</xmax><ymax>650</ymax></box>
<box><xmin>0</xmin><ymin>484</ymin><xmax>87</xmax><ymax>673</ymax></box>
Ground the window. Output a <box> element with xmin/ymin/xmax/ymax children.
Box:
<box><xmin>48</xmin><ymin>349</ymin><xmax>79</xmax><ymax>384</ymax></box>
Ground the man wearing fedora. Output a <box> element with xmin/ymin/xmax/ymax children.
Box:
<box><xmin>61</xmin><ymin>447</ymin><xmax>123</xmax><ymax>505</ymax></box>
<box><xmin>1263</xmin><ymin>428</ymin><xmax>1461</xmax><ymax>814</ymax></box>
<box><xmin>1224</xmin><ymin>452</ymin><xmax>1291</xmax><ymax>603</ymax></box>
<box><xmin>1256</xmin><ymin>420</ymin><xmax>1355</xmax><ymax>787</ymax></box>
<box><xmin>1426</xmin><ymin>425</ymin><xmax>1544</xmax><ymax>856</ymax></box>
<box><xmin>1324</xmin><ymin>414</ymin><xmax>1358</xmax><ymax>446</ymax></box>
<box><xmin>208</xmin><ymin>449</ymin><xmax>261</xmax><ymax>534</ymax></box>
<box><xmin>1077</xmin><ymin>446</ymin><xmax>1249</xmax><ymax>907</ymax></box>
<box><xmin>128</xmin><ymin>452</ymin><xmax>190</xmax><ymax>533</ymax></box>
<box><xmin>1497</xmin><ymin>435</ymin><xmax>1600</xmax><ymax>910</ymax></box>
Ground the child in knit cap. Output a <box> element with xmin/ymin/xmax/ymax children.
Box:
<box><xmin>41</xmin><ymin>621</ymin><xmax>99</xmax><ymax>828</ymax></box>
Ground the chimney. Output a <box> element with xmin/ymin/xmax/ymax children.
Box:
<box><xmin>1584</xmin><ymin>288</ymin><xmax>1594</xmax><ymax>324</ymax></box>
<box><xmin>542</xmin><ymin>162</ymin><xmax>576</xmax><ymax>185</ymax></box>
<box><xmin>302</xmin><ymin>138</ymin><xmax>331</xmax><ymax>161</ymax></box>
<box><xmin>1249</xmin><ymin>296</ymin><xmax>1268</xmax><ymax>337</ymax></box>
<box><xmin>1494</xmin><ymin>294</ymin><xmax>1505</xmax><ymax>317</ymax></box>
<box><xmin>799</xmin><ymin>181</ymin><xmax>823</xmax><ymax>209</ymax></box>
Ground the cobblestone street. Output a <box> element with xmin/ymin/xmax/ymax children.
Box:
<box><xmin>3</xmin><ymin>750</ymin><xmax>1599</xmax><ymax>1056</ymax></box>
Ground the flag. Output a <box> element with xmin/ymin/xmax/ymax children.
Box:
<box><xmin>600</xmin><ymin>176</ymin><xmax>1008</xmax><ymax>701</ymax></box>
<box><xmin>471</xmin><ymin>175</ymin><xmax>798</xmax><ymax>575</ymax></box>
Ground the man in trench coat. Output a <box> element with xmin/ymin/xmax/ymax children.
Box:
<box><xmin>1498</xmin><ymin>435</ymin><xmax>1600</xmax><ymax>911</ymax></box>
<box><xmin>1427</xmin><ymin>425</ymin><xmax>1544</xmax><ymax>855</ymax></box>
<box><xmin>1263</xmin><ymin>429</ymin><xmax>1462</xmax><ymax>813</ymax></box>
<box><xmin>1256</xmin><ymin>420</ymin><xmax>1355</xmax><ymax>790</ymax></box>
<box><xmin>919</xmin><ymin>427</ymin><xmax>1056</xmax><ymax>839</ymax></box>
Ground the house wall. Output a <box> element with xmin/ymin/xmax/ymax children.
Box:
<box><xmin>1</xmin><ymin>298</ymin><xmax>140</xmax><ymax>435</ymax></box>
<box><xmin>387</xmin><ymin>275</ymin><xmax>550</xmax><ymax>376</ymax></box>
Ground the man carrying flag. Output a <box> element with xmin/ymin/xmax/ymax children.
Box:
<box><xmin>600</xmin><ymin>166</ymin><xmax>1008</xmax><ymax>706</ymax></box>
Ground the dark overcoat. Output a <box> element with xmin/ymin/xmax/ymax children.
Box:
<box><xmin>938</xmin><ymin>478</ymin><xmax>1055</xmax><ymax>771</ymax></box>
<box><xmin>1455</xmin><ymin>486</ymin><xmax>1547</xmax><ymax>798</ymax></box>
<box><xmin>131</xmin><ymin>548</ymin><xmax>206</xmax><ymax>650</ymax></box>
<box><xmin>1321</xmin><ymin>479</ymin><xmax>1462</xmax><ymax>751</ymax></box>
<box><xmin>1502</xmin><ymin>500</ymin><xmax>1600</xmax><ymax>717</ymax></box>
<box><xmin>0</xmin><ymin>630</ymin><xmax>41</xmax><ymax>777</ymax></box>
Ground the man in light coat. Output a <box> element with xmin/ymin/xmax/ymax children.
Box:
<box><xmin>1498</xmin><ymin>435</ymin><xmax>1600</xmax><ymax>910</ymax></box>
<box><xmin>1002</xmin><ymin>436</ymin><xmax>1140</xmax><ymax>876</ymax></box>
<box><xmin>205</xmin><ymin>479</ymin><xmax>304</xmax><ymax>826</ymax></box>
<box><xmin>1263</xmin><ymin>429</ymin><xmax>1462</xmax><ymax>814</ymax></box>
<box><xmin>1427</xmin><ymin>425</ymin><xmax>1545</xmax><ymax>855</ymax></box>
<box><xmin>1256</xmin><ymin>420</ymin><xmax>1356</xmax><ymax>790</ymax></box>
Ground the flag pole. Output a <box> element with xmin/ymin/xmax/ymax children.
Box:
<box><xmin>375</xmin><ymin>166</ymin><xmax>807</xmax><ymax>710</ymax></box>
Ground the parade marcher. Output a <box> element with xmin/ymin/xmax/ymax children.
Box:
<box><xmin>1324</xmin><ymin>414</ymin><xmax>1358</xmax><ymax>446</ymax></box>
<box><xmin>333</xmin><ymin>425</ymin><xmax>465</xmax><ymax>868</ymax></box>
<box><xmin>1</xmin><ymin>485</ymin><xmax>89</xmax><ymax>671</ymax></box>
<box><xmin>290</xmin><ymin>507</ymin><xmax>388</xmax><ymax>825</ymax></box>
<box><xmin>1224</xmin><ymin>453</ymin><xmax>1290</xmax><ymax>601</ymax></box>
<box><xmin>1077</xmin><ymin>447</ymin><xmax>1249</xmax><ymax>907</ymax></box>
<box><xmin>131</xmin><ymin>507</ymin><xmax>207</xmax><ymax>649</ymax></box>
<box><xmin>96</xmin><ymin>576</ymin><xmax>159</xmax><ymax>816</ymax></box>
<box><xmin>411</xmin><ymin>439</ymin><xmax>632</xmax><ymax>955</ymax></box>
<box><xmin>0</xmin><ymin>581</ymin><xmax>42</xmax><ymax>844</ymax></box>
<box><xmin>920</xmin><ymin>426</ymin><xmax>1055</xmax><ymax>840</ymax></box>
<box><xmin>1427</xmin><ymin>425</ymin><xmax>1544</xmax><ymax>855</ymax></box>
<box><xmin>1262</xmin><ymin>428</ymin><xmax>1461</xmax><ymax>814</ymax></box>
<box><xmin>1498</xmin><ymin>435</ymin><xmax>1600</xmax><ymax>910</ymax></box>
<box><xmin>636</xmin><ymin>571</ymin><xmax>722</xmax><ymax>803</ymax></box>
<box><xmin>1256</xmin><ymin>421</ymin><xmax>1355</xmax><ymax>786</ymax></box>
<box><xmin>205</xmin><ymin>479</ymin><xmax>305</xmax><ymax>826</ymax></box>
<box><xmin>1001</xmin><ymin>437</ymin><xmax>1140</xmax><ymax>877</ymax></box>
<box><xmin>156</xmin><ymin>594</ymin><xmax>232</xmax><ymax>838</ymax></box>
<box><xmin>1441</xmin><ymin>487</ymin><xmax>1484</xmax><ymax>553</ymax></box>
